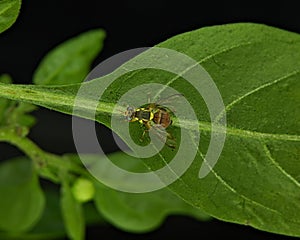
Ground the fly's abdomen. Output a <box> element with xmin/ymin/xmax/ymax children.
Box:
<box><xmin>153</xmin><ymin>109</ymin><xmax>171</xmax><ymax>128</ymax></box>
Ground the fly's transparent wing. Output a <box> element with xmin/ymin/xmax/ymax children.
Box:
<box><xmin>152</xmin><ymin>94</ymin><xmax>184</xmax><ymax>113</ymax></box>
<box><xmin>150</xmin><ymin>124</ymin><xmax>177</xmax><ymax>149</ymax></box>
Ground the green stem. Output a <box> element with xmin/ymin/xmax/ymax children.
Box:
<box><xmin>0</xmin><ymin>126</ymin><xmax>86</xmax><ymax>180</ymax></box>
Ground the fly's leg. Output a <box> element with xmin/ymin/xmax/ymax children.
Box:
<box><xmin>139</xmin><ymin>119</ymin><xmax>176</xmax><ymax>150</ymax></box>
<box><xmin>147</xmin><ymin>92</ymin><xmax>151</xmax><ymax>103</ymax></box>
<box><xmin>146</xmin><ymin>93</ymin><xmax>156</xmax><ymax>109</ymax></box>
<box><xmin>150</xmin><ymin>124</ymin><xmax>176</xmax><ymax>149</ymax></box>
<box><xmin>139</xmin><ymin>121</ymin><xmax>151</xmax><ymax>142</ymax></box>
<box><xmin>139</xmin><ymin>129</ymin><xmax>149</xmax><ymax>142</ymax></box>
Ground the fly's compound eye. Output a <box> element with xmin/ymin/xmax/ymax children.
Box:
<box><xmin>127</xmin><ymin>107</ymin><xmax>134</xmax><ymax>112</ymax></box>
<box><xmin>124</xmin><ymin>106</ymin><xmax>135</xmax><ymax>121</ymax></box>
<box><xmin>125</xmin><ymin>115</ymin><xmax>132</xmax><ymax>121</ymax></box>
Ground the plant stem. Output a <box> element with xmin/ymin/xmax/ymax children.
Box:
<box><xmin>0</xmin><ymin>126</ymin><xmax>86</xmax><ymax>180</ymax></box>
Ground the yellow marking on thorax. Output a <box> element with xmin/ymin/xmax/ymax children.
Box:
<box><xmin>149</xmin><ymin>111</ymin><xmax>154</xmax><ymax>121</ymax></box>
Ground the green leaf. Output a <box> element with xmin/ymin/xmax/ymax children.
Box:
<box><xmin>0</xmin><ymin>157</ymin><xmax>45</xmax><ymax>232</ymax></box>
<box><xmin>27</xmin><ymin>187</ymin><xmax>66</xmax><ymax>240</ymax></box>
<box><xmin>0</xmin><ymin>0</ymin><xmax>21</xmax><ymax>34</ymax></box>
<box><xmin>0</xmin><ymin>74</ymin><xmax>11</xmax><ymax>84</ymax></box>
<box><xmin>33</xmin><ymin>29</ymin><xmax>106</xmax><ymax>85</ymax></box>
<box><xmin>0</xmin><ymin>23</ymin><xmax>300</xmax><ymax>237</ymax></box>
<box><xmin>31</xmin><ymin>188</ymin><xmax>104</xmax><ymax>240</ymax></box>
<box><xmin>84</xmin><ymin>202</ymin><xmax>106</xmax><ymax>226</ymax></box>
<box><xmin>0</xmin><ymin>186</ymin><xmax>105</xmax><ymax>240</ymax></box>
<box><xmin>0</xmin><ymin>186</ymin><xmax>66</xmax><ymax>240</ymax></box>
<box><xmin>6</xmin><ymin>102</ymin><xmax>37</xmax><ymax>128</ymax></box>
<box><xmin>92</xmin><ymin>151</ymin><xmax>211</xmax><ymax>233</ymax></box>
<box><xmin>61</xmin><ymin>179</ymin><xmax>85</xmax><ymax>240</ymax></box>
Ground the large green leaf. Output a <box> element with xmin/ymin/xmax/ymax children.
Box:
<box><xmin>70</xmin><ymin>153</ymin><xmax>211</xmax><ymax>233</ymax></box>
<box><xmin>0</xmin><ymin>23</ymin><xmax>299</xmax><ymax>236</ymax></box>
<box><xmin>0</xmin><ymin>157</ymin><xmax>45</xmax><ymax>232</ymax></box>
<box><xmin>94</xmin><ymin>183</ymin><xmax>211</xmax><ymax>233</ymax></box>
<box><xmin>33</xmin><ymin>29</ymin><xmax>105</xmax><ymax>85</ymax></box>
<box><xmin>0</xmin><ymin>0</ymin><xmax>21</xmax><ymax>34</ymax></box>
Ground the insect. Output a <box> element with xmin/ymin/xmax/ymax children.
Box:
<box><xmin>124</xmin><ymin>94</ymin><xmax>182</xmax><ymax>149</ymax></box>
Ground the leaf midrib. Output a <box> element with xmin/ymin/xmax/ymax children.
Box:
<box><xmin>2</xmin><ymin>38</ymin><xmax>298</xmax><ymax>143</ymax></box>
<box><xmin>0</xmin><ymin>83</ymin><xmax>298</xmax><ymax>142</ymax></box>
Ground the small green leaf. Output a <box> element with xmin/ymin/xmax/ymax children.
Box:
<box><xmin>6</xmin><ymin>102</ymin><xmax>37</xmax><ymax>128</ymax></box>
<box><xmin>0</xmin><ymin>0</ymin><xmax>21</xmax><ymax>34</ymax></box>
<box><xmin>61</xmin><ymin>179</ymin><xmax>85</xmax><ymax>240</ymax></box>
<box><xmin>0</xmin><ymin>187</ymin><xmax>105</xmax><ymax>240</ymax></box>
<box><xmin>0</xmin><ymin>75</ymin><xmax>37</xmax><ymax>129</ymax></box>
<box><xmin>90</xmin><ymin>152</ymin><xmax>211</xmax><ymax>233</ymax></box>
<box><xmin>33</xmin><ymin>29</ymin><xmax>106</xmax><ymax>85</ymax></box>
<box><xmin>23</xmin><ymin>187</ymin><xmax>66</xmax><ymax>240</ymax></box>
<box><xmin>0</xmin><ymin>157</ymin><xmax>45</xmax><ymax>232</ymax></box>
<box><xmin>30</xmin><ymin>188</ymin><xmax>104</xmax><ymax>239</ymax></box>
<box><xmin>0</xmin><ymin>73</ymin><xmax>11</xmax><ymax>84</ymax></box>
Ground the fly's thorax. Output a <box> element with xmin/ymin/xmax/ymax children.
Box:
<box><xmin>135</xmin><ymin>108</ymin><xmax>154</xmax><ymax>122</ymax></box>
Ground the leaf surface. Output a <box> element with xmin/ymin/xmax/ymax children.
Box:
<box><xmin>0</xmin><ymin>157</ymin><xmax>45</xmax><ymax>232</ymax></box>
<box><xmin>33</xmin><ymin>29</ymin><xmax>105</xmax><ymax>85</ymax></box>
<box><xmin>0</xmin><ymin>0</ymin><xmax>21</xmax><ymax>34</ymax></box>
<box><xmin>0</xmin><ymin>23</ymin><xmax>299</xmax><ymax>236</ymax></box>
<box><xmin>79</xmin><ymin>152</ymin><xmax>211</xmax><ymax>233</ymax></box>
<box><xmin>61</xmin><ymin>179</ymin><xmax>85</xmax><ymax>240</ymax></box>
<box><xmin>0</xmin><ymin>186</ymin><xmax>105</xmax><ymax>240</ymax></box>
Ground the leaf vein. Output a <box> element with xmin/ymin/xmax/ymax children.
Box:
<box><xmin>197</xmin><ymin>149</ymin><xmax>281</xmax><ymax>215</ymax></box>
<box><xmin>262</xmin><ymin>143</ymin><xmax>300</xmax><ymax>188</ymax></box>
<box><xmin>155</xmin><ymin>41</ymin><xmax>254</xmax><ymax>97</ymax></box>
<box><xmin>0</xmin><ymin>2</ymin><xmax>13</xmax><ymax>16</ymax></box>
<box><xmin>223</xmin><ymin>70</ymin><xmax>300</xmax><ymax>113</ymax></box>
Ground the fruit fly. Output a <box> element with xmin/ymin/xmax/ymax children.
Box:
<box><xmin>124</xmin><ymin>94</ymin><xmax>182</xmax><ymax>149</ymax></box>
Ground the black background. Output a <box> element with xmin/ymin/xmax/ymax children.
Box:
<box><xmin>0</xmin><ymin>0</ymin><xmax>299</xmax><ymax>239</ymax></box>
